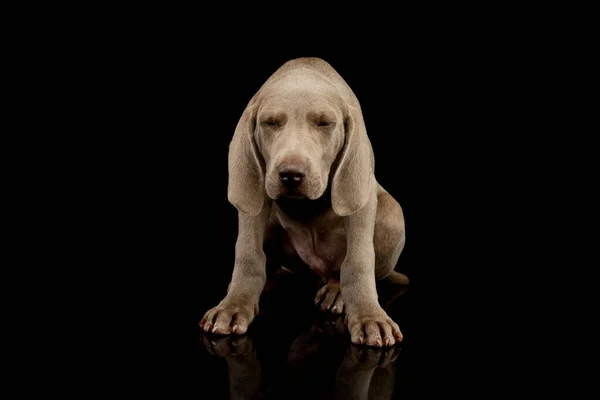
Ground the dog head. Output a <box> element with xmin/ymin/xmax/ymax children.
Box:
<box><xmin>228</xmin><ymin>58</ymin><xmax>374</xmax><ymax>217</ymax></box>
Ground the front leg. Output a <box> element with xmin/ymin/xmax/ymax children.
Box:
<box><xmin>341</xmin><ymin>191</ymin><xmax>403</xmax><ymax>347</ymax></box>
<box><xmin>200</xmin><ymin>202</ymin><xmax>271</xmax><ymax>335</ymax></box>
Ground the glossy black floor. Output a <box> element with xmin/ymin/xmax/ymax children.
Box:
<box><xmin>193</xmin><ymin>271</ymin><xmax>416</xmax><ymax>400</ymax></box>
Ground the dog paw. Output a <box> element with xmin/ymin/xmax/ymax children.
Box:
<box><xmin>315</xmin><ymin>281</ymin><xmax>345</xmax><ymax>314</ymax></box>
<box><xmin>345</xmin><ymin>307</ymin><xmax>402</xmax><ymax>347</ymax></box>
<box><xmin>200</xmin><ymin>301</ymin><xmax>258</xmax><ymax>335</ymax></box>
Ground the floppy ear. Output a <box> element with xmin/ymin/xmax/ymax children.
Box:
<box><xmin>227</xmin><ymin>105</ymin><xmax>265</xmax><ymax>216</ymax></box>
<box><xmin>331</xmin><ymin>104</ymin><xmax>374</xmax><ymax>216</ymax></box>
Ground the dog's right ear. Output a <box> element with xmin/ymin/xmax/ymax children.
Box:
<box><xmin>227</xmin><ymin>104</ymin><xmax>265</xmax><ymax>216</ymax></box>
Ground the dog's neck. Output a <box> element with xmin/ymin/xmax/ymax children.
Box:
<box><xmin>275</xmin><ymin>190</ymin><xmax>332</xmax><ymax>221</ymax></box>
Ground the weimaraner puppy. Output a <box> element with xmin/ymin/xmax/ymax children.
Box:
<box><xmin>200</xmin><ymin>57</ymin><xmax>409</xmax><ymax>347</ymax></box>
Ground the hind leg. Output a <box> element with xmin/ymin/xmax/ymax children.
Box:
<box><xmin>374</xmin><ymin>188</ymin><xmax>408</xmax><ymax>283</ymax></box>
<box><xmin>314</xmin><ymin>275</ymin><xmax>345</xmax><ymax>314</ymax></box>
<box><xmin>315</xmin><ymin>189</ymin><xmax>408</xmax><ymax>317</ymax></box>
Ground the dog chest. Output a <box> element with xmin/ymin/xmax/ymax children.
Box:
<box><xmin>279</xmin><ymin>220</ymin><xmax>346</xmax><ymax>276</ymax></box>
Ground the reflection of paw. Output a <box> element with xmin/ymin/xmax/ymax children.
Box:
<box><xmin>315</xmin><ymin>312</ymin><xmax>346</xmax><ymax>335</ymax></box>
<box><xmin>378</xmin><ymin>345</ymin><xmax>402</xmax><ymax>366</ymax></box>
<box><xmin>199</xmin><ymin>332</ymin><xmax>253</xmax><ymax>357</ymax></box>
<box><xmin>346</xmin><ymin>307</ymin><xmax>403</xmax><ymax>347</ymax></box>
<box><xmin>315</xmin><ymin>281</ymin><xmax>344</xmax><ymax>314</ymax></box>
<box><xmin>346</xmin><ymin>344</ymin><xmax>402</xmax><ymax>369</ymax></box>
<box><xmin>200</xmin><ymin>301</ymin><xmax>258</xmax><ymax>335</ymax></box>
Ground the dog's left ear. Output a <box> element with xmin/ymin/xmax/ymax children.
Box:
<box><xmin>331</xmin><ymin>104</ymin><xmax>374</xmax><ymax>216</ymax></box>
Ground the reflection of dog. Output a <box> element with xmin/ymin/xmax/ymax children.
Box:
<box><xmin>200</xmin><ymin>317</ymin><xmax>401</xmax><ymax>400</ymax></box>
<box><xmin>335</xmin><ymin>345</ymin><xmax>400</xmax><ymax>400</ymax></box>
<box><xmin>200</xmin><ymin>57</ymin><xmax>409</xmax><ymax>347</ymax></box>
<box><xmin>200</xmin><ymin>278</ymin><xmax>408</xmax><ymax>400</ymax></box>
<box><xmin>200</xmin><ymin>334</ymin><xmax>261</xmax><ymax>400</ymax></box>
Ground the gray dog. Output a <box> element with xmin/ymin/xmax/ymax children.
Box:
<box><xmin>200</xmin><ymin>58</ymin><xmax>409</xmax><ymax>347</ymax></box>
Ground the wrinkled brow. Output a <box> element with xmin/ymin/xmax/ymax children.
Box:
<box><xmin>258</xmin><ymin>110</ymin><xmax>287</xmax><ymax>125</ymax></box>
<box><xmin>306</xmin><ymin>110</ymin><xmax>337</xmax><ymax>124</ymax></box>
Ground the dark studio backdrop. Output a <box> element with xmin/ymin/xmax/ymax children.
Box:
<box><xmin>36</xmin><ymin>13</ymin><xmax>555</xmax><ymax>397</ymax></box>
<box><xmin>81</xmin><ymin>44</ymin><xmax>461</xmax><ymax>397</ymax></box>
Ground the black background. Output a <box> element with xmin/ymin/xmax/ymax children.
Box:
<box><xmin>74</xmin><ymin>42</ymin><xmax>480</xmax><ymax>397</ymax></box>
<box><xmin>28</xmin><ymin>12</ymin><xmax>562</xmax><ymax>398</ymax></box>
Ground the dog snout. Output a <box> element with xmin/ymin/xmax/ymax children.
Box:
<box><xmin>278</xmin><ymin>164</ymin><xmax>306</xmax><ymax>188</ymax></box>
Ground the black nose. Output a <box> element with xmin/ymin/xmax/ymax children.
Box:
<box><xmin>278</xmin><ymin>164</ymin><xmax>306</xmax><ymax>188</ymax></box>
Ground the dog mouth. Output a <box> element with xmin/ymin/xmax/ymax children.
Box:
<box><xmin>272</xmin><ymin>180</ymin><xmax>325</xmax><ymax>201</ymax></box>
<box><xmin>279</xmin><ymin>189</ymin><xmax>306</xmax><ymax>199</ymax></box>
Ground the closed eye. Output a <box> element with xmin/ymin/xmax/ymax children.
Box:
<box><xmin>317</xmin><ymin>121</ymin><xmax>331</xmax><ymax>127</ymax></box>
<box><xmin>260</xmin><ymin>118</ymin><xmax>286</xmax><ymax>128</ymax></box>
<box><xmin>259</xmin><ymin>111</ymin><xmax>287</xmax><ymax>127</ymax></box>
<box><xmin>260</xmin><ymin>115</ymin><xmax>286</xmax><ymax>127</ymax></box>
